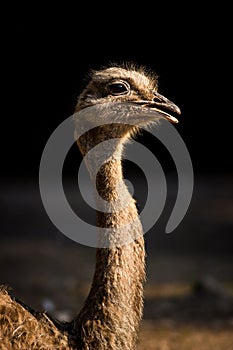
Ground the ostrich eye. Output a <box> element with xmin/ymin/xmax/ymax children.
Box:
<box><xmin>108</xmin><ymin>81</ymin><xmax>129</xmax><ymax>95</ymax></box>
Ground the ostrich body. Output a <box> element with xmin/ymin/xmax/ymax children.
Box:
<box><xmin>0</xmin><ymin>64</ymin><xmax>180</xmax><ymax>349</ymax></box>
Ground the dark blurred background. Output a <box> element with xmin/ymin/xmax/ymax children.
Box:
<box><xmin>1</xmin><ymin>4</ymin><xmax>233</xmax><ymax>347</ymax></box>
<box><xmin>2</xmin><ymin>4</ymin><xmax>233</xmax><ymax>177</ymax></box>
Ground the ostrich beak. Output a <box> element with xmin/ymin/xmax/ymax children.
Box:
<box><xmin>134</xmin><ymin>92</ymin><xmax>181</xmax><ymax>124</ymax></box>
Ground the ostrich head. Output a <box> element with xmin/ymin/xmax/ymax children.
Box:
<box><xmin>74</xmin><ymin>64</ymin><xmax>181</xmax><ymax>157</ymax></box>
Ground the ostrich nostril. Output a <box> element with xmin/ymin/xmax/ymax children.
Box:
<box><xmin>153</xmin><ymin>96</ymin><xmax>162</xmax><ymax>103</ymax></box>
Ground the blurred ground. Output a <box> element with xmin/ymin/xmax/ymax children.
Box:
<box><xmin>0</xmin><ymin>172</ymin><xmax>233</xmax><ymax>349</ymax></box>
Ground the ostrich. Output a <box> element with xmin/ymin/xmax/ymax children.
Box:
<box><xmin>0</xmin><ymin>64</ymin><xmax>180</xmax><ymax>350</ymax></box>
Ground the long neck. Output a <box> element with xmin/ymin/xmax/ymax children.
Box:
<box><xmin>74</xmin><ymin>139</ymin><xmax>146</xmax><ymax>350</ymax></box>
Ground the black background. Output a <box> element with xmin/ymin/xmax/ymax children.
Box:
<box><xmin>2</xmin><ymin>4</ymin><xmax>232</xmax><ymax>180</ymax></box>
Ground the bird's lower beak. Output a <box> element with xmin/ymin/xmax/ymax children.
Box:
<box><xmin>134</xmin><ymin>92</ymin><xmax>181</xmax><ymax>124</ymax></box>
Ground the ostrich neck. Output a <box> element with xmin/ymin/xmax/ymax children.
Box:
<box><xmin>75</xmin><ymin>138</ymin><xmax>146</xmax><ymax>350</ymax></box>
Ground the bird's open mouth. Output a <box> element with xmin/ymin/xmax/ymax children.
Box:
<box><xmin>144</xmin><ymin>102</ymin><xmax>180</xmax><ymax>123</ymax></box>
<box><xmin>133</xmin><ymin>94</ymin><xmax>181</xmax><ymax>124</ymax></box>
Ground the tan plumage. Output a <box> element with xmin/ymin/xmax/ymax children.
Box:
<box><xmin>0</xmin><ymin>63</ymin><xmax>180</xmax><ymax>349</ymax></box>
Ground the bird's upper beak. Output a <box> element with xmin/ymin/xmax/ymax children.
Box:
<box><xmin>134</xmin><ymin>91</ymin><xmax>181</xmax><ymax>124</ymax></box>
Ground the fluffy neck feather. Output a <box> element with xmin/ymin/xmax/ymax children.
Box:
<box><xmin>74</xmin><ymin>130</ymin><xmax>146</xmax><ymax>350</ymax></box>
